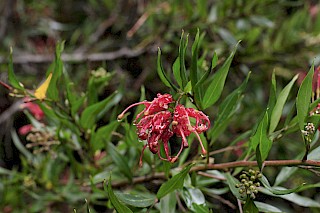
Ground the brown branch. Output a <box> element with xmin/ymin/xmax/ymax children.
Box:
<box><xmin>107</xmin><ymin>160</ymin><xmax>320</xmax><ymax>188</ymax></box>
<box><xmin>190</xmin><ymin>160</ymin><xmax>320</xmax><ymax>172</ymax></box>
<box><xmin>0</xmin><ymin>47</ymin><xmax>146</xmax><ymax>64</ymax></box>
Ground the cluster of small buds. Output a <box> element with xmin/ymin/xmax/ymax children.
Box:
<box><xmin>302</xmin><ymin>122</ymin><xmax>315</xmax><ymax>144</ymax></box>
<box><xmin>235</xmin><ymin>169</ymin><xmax>262</xmax><ymax>199</ymax></box>
<box><xmin>26</xmin><ymin>128</ymin><xmax>60</xmax><ymax>155</ymax></box>
<box><xmin>118</xmin><ymin>93</ymin><xmax>210</xmax><ymax>166</ymax></box>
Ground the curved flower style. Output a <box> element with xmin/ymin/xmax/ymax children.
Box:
<box><xmin>117</xmin><ymin>93</ymin><xmax>173</xmax><ymax>121</ymax></box>
<box><xmin>172</xmin><ymin>104</ymin><xmax>210</xmax><ymax>157</ymax></box>
<box><xmin>118</xmin><ymin>93</ymin><xmax>210</xmax><ymax>165</ymax></box>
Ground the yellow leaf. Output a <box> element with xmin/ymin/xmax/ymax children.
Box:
<box><xmin>34</xmin><ymin>73</ymin><xmax>52</xmax><ymax>100</ymax></box>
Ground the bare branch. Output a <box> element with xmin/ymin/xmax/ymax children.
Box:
<box><xmin>0</xmin><ymin>47</ymin><xmax>147</xmax><ymax>64</ymax></box>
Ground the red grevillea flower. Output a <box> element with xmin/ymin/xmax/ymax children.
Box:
<box><xmin>118</xmin><ymin>93</ymin><xmax>210</xmax><ymax>165</ymax></box>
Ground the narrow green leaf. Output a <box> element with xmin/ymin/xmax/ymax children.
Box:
<box><xmin>195</xmin><ymin>52</ymin><xmax>218</xmax><ymax>90</ymax></box>
<box><xmin>224</xmin><ymin>172</ymin><xmax>245</xmax><ymax>200</ymax></box>
<box><xmin>259</xmin><ymin>132</ymin><xmax>272</xmax><ymax>162</ymax></box>
<box><xmin>179</xmin><ymin>30</ymin><xmax>188</xmax><ymax>88</ymax></box>
<box><xmin>91</xmin><ymin>121</ymin><xmax>120</xmax><ymax>151</ymax></box>
<box><xmin>202</xmin><ymin>42</ymin><xmax>239</xmax><ymax>109</ymax></box>
<box><xmin>296</xmin><ymin>64</ymin><xmax>314</xmax><ymax>130</ymax></box>
<box><xmin>250</xmin><ymin>110</ymin><xmax>269</xmax><ymax>151</ymax></box>
<box><xmin>259</xmin><ymin>187</ymin><xmax>320</xmax><ymax>208</ymax></box>
<box><xmin>157</xmin><ymin>164</ymin><xmax>193</xmax><ymax>199</ymax></box>
<box><xmin>181</xmin><ymin>187</ymin><xmax>207</xmax><ymax>211</ymax></box>
<box><xmin>254</xmin><ymin>201</ymin><xmax>282</xmax><ymax>213</ymax></box>
<box><xmin>157</xmin><ymin>48</ymin><xmax>177</xmax><ymax>90</ymax></box>
<box><xmin>269</xmin><ymin>74</ymin><xmax>298</xmax><ymax>133</ymax></box>
<box><xmin>91</xmin><ymin>171</ymin><xmax>110</xmax><ymax>184</ymax></box>
<box><xmin>256</xmin><ymin>144</ymin><xmax>263</xmax><ymax>170</ymax></box>
<box><xmin>80</xmin><ymin>91</ymin><xmax>117</xmax><ymax>129</ymax></box>
<box><xmin>209</xmin><ymin>72</ymin><xmax>250</xmax><ymax>145</ymax></box>
<box><xmin>106</xmin><ymin>176</ymin><xmax>133</xmax><ymax>213</ymax></box>
<box><xmin>192</xmin><ymin>204</ymin><xmax>209</xmax><ymax>213</ymax></box>
<box><xmin>274</xmin><ymin>167</ymin><xmax>298</xmax><ymax>186</ymax></box>
<box><xmin>114</xmin><ymin>192</ymin><xmax>156</xmax><ymax>208</ymax></box>
<box><xmin>267</xmin><ymin>71</ymin><xmax>277</xmax><ymax>118</ymax></box>
<box><xmin>159</xmin><ymin>192</ymin><xmax>177</xmax><ymax>213</ymax></box>
<box><xmin>11</xmin><ymin>129</ymin><xmax>33</xmax><ymax>162</ymax></box>
<box><xmin>184</xmin><ymin>81</ymin><xmax>192</xmax><ymax>93</ymax></box>
<box><xmin>190</xmin><ymin>29</ymin><xmax>200</xmax><ymax>89</ymax></box>
<box><xmin>172</xmin><ymin>57</ymin><xmax>182</xmax><ymax>88</ymax></box>
<box><xmin>8</xmin><ymin>47</ymin><xmax>24</xmax><ymax>90</ymax></box>
<box><xmin>250</xmin><ymin>110</ymin><xmax>272</xmax><ymax>167</ymax></box>
<box><xmin>107</xmin><ymin>142</ymin><xmax>132</xmax><ymax>181</ymax></box>
<box><xmin>47</xmin><ymin>41</ymin><xmax>65</xmax><ymax>101</ymax></box>
<box><xmin>260</xmin><ymin>175</ymin><xmax>305</xmax><ymax>195</ymax></box>
<box><xmin>243</xmin><ymin>198</ymin><xmax>259</xmax><ymax>213</ymax></box>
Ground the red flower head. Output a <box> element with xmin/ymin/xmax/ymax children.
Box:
<box><xmin>118</xmin><ymin>93</ymin><xmax>210</xmax><ymax>165</ymax></box>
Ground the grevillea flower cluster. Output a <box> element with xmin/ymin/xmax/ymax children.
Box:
<box><xmin>118</xmin><ymin>93</ymin><xmax>210</xmax><ymax>165</ymax></box>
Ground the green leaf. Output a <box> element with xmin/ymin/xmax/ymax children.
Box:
<box><xmin>250</xmin><ymin>110</ymin><xmax>272</xmax><ymax>164</ymax></box>
<box><xmin>106</xmin><ymin>176</ymin><xmax>133</xmax><ymax>213</ymax></box>
<box><xmin>224</xmin><ymin>172</ymin><xmax>245</xmax><ymax>200</ymax></box>
<box><xmin>181</xmin><ymin>187</ymin><xmax>207</xmax><ymax>211</ymax></box>
<box><xmin>184</xmin><ymin>81</ymin><xmax>192</xmax><ymax>93</ymax></box>
<box><xmin>107</xmin><ymin>142</ymin><xmax>132</xmax><ymax>181</ymax></box>
<box><xmin>202</xmin><ymin>42</ymin><xmax>239</xmax><ymax>109</ymax></box>
<box><xmin>80</xmin><ymin>91</ymin><xmax>117</xmax><ymax>129</ymax></box>
<box><xmin>47</xmin><ymin>41</ymin><xmax>65</xmax><ymax>101</ymax></box>
<box><xmin>192</xmin><ymin>204</ymin><xmax>210</xmax><ymax>213</ymax></box>
<box><xmin>190</xmin><ymin>29</ymin><xmax>200</xmax><ymax>90</ymax></box>
<box><xmin>296</xmin><ymin>64</ymin><xmax>314</xmax><ymax>130</ymax></box>
<box><xmin>114</xmin><ymin>192</ymin><xmax>156</xmax><ymax>208</ymax></box>
<box><xmin>91</xmin><ymin>120</ymin><xmax>120</xmax><ymax>151</ymax></box>
<box><xmin>243</xmin><ymin>198</ymin><xmax>259</xmax><ymax>213</ymax></box>
<box><xmin>260</xmin><ymin>175</ymin><xmax>305</xmax><ymax>195</ymax></box>
<box><xmin>269</xmin><ymin>74</ymin><xmax>298</xmax><ymax>133</ymax></box>
<box><xmin>172</xmin><ymin>57</ymin><xmax>182</xmax><ymax>88</ymax></box>
<box><xmin>11</xmin><ymin>129</ymin><xmax>33</xmax><ymax>163</ymax></box>
<box><xmin>157</xmin><ymin>164</ymin><xmax>193</xmax><ymax>199</ymax></box>
<box><xmin>254</xmin><ymin>201</ymin><xmax>282</xmax><ymax>213</ymax></box>
<box><xmin>195</xmin><ymin>52</ymin><xmax>218</xmax><ymax>90</ymax></box>
<box><xmin>91</xmin><ymin>171</ymin><xmax>110</xmax><ymax>184</ymax></box>
<box><xmin>259</xmin><ymin>186</ymin><xmax>320</xmax><ymax>208</ymax></box>
<box><xmin>179</xmin><ymin>30</ymin><xmax>188</xmax><ymax>88</ymax></box>
<box><xmin>157</xmin><ymin>48</ymin><xmax>177</xmax><ymax>90</ymax></box>
<box><xmin>8</xmin><ymin>47</ymin><xmax>24</xmax><ymax>90</ymax></box>
<box><xmin>159</xmin><ymin>192</ymin><xmax>177</xmax><ymax>213</ymax></box>
<box><xmin>274</xmin><ymin>167</ymin><xmax>298</xmax><ymax>186</ymax></box>
<box><xmin>267</xmin><ymin>71</ymin><xmax>277</xmax><ymax>117</ymax></box>
<box><xmin>209</xmin><ymin>72</ymin><xmax>250</xmax><ymax>145</ymax></box>
<box><xmin>66</xmin><ymin>82</ymin><xmax>85</xmax><ymax>117</ymax></box>
<box><xmin>250</xmin><ymin>110</ymin><xmax>268</xmax><ymax>150</ymax></box>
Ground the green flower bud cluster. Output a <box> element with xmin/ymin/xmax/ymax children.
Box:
<box><xmin>235</xmin><ymin>169</ymin><xmax>262</xmax><ymax>199</ymax></box>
